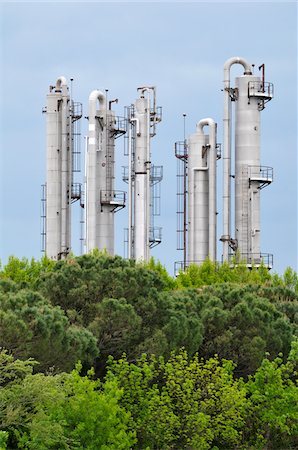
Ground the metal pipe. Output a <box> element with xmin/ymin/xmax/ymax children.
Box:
<box><xmin>146</xmin><ymin>92</ymin><xmax>151</xmax><ymax>261</ymax></box>
<box><xmin>222</xmin><ymin>57</ymin><xmax>252</xmax><ymax>261</ymax></box>
<box><xmin>128</xmin><ymin>117</ymin><xmax>140</xmax><ymax>258</ymax></box>
<box><xmin>60</xmin><ymin>85</ymin><xmax>68</xmax><ymax>256</ymax></box>
<box><xmin>55</xmin><ymin>76</ymin><xmax>67</xmax><ymax>89</ymax></box>
<box><xmin>83</xmin><ymin>136</ymin><xmax>88</xmax><ymax>254</ymax></box>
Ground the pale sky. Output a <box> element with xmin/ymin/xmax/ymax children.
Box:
<box><xmin>0</xmin><ymin>1</ymin><xmax>297</xmax><ymax>274</ymax></box>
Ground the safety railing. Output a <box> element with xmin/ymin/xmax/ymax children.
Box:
<box><xmin>71</xmin><ymin>183</ymin><xmax>82</xmax><ymax>202</ymax></box>
<box><xmin>248</xmin><ymin>81</ymin><xmax>274</xmax><ymax>99</ymax></box>
<box><xmin>100</xmin><ymin>190</ymin><xmax>126</xmax><ymax>211</ymax></box>
<box><xmin>249</xmin><ymin>165</ymin><xmax>273</xmax><ymax>188</ymax></box>
<box><xmin>175</xmin><ymin>141</ymin><xmax>188</xmax><ymax>160</ymax></box>
<box><xmin>174</xmin><ymin>260</ymin><xmax>207</xmax><ymax>275</ymax></box>
<box><xmin>227</xmin><ymin>252</ymin><xmax>273</xmax><ymax>269</ymax></box>
<box><xmin>149</xmin><ymin>226</ymin><xmax>162</xmax><ymax>248</ymax></box>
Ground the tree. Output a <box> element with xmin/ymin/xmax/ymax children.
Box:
<box><xmin>0</xmin><ymin>281</ymin><xmax>97</xmax><ymax>372</ymax></box>
<box><xmin>197</xmin><ymin>283</ymin><xmax>294</xmax><ymax>377</ymax></box>
<box><xmin>175</xmin><ymin>258</ymin><xmax>272</xmax><ymax>288</ymax></box>
<box><xmin>0</xmin><ymin>352</ymin><xmax>135</xmax><ymax>449</ymax></box>
<box><xmin>107</xmin><ymin>350</ymin><xmax>248</xmax><ymax>449</ymax></box>
<box><xmin>245</xmin><ymin>340</ymin><xmax>298</xmax><ymax>448</ymax></box>
<box><xmin>0</xmin><ymin>256</ymin><xmax>55</xmax><ymax>289</ymax></box>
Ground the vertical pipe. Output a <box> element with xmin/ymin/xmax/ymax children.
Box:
<box><xmin>127</xmin><ymin>121</ymin><xmax>132</xmax><ymax>259</ymax></box>
<box><xmin>146</xmin><ymin>92</ymin><xmax>151</xmax><ymax>261</ymax></box>
<box><xmin>222</xmin><ymin>57</ymin><xmax>252</xmax><ymax>261</ymax></box>
<box><xmin>60</xmin><ymin>82</ymin><xmax>69</xmax><ymax>257</ymax></box>
<box><xmin>183</xmin><ymin>140</ymin><xmax>187</xmax><ymax>268</ymax></box>
<box><xmin>207</xmin><ymin>121</ymin><xmax>217</xmax><ymax>261</ymax></box>
<box><xmin>129</xmin><ymin>117</ymin><xmax>140</xmax><ymax>259</ymax></box>
<box><xmin>83</xmin><ymin>135</ymin><xmax>88</xmax><ymax>254</ymax></box>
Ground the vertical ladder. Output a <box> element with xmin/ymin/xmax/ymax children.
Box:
<box><xmin>241</xmin><ymin>165</ymin><xmax>249</xmax><ymax>257</ymax></box>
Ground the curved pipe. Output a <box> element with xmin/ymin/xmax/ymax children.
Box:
<box><xmin>222</xmin><ymin>57</ymin><xmax>252</xmax><ymax>261</ymax></box>
<box><xmin>56</xmin><ymin>76</ymin><xmax>67</xmax><ymax>89</ymax></box>
<box><xmin>223</xmin><ymin>57</ymin><xmax>252</xmax><ymax>80</ymax></box>
<box><xmin>89</xmin><ymin>90</ymin><xmax>106</xmax><ymax>119</ymax></box>
<box><xmin>196</xmin><ymin>118</ymin><xmax>217</xmax><ymax>261</ymax></box>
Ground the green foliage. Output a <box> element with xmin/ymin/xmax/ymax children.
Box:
<box><xmin>107</xmin><ymin>350</ymin><xmax>248</xmax><ymax>449</ymax></box>
<box><xmin>0</xmin><ymin>350</ymin><xmax>37</xmax><ymax>388</ymax></box>
<box><xmin>0</xmin><ymin>353</ymin><xmax>135</xmax><ymax>449</ymax></box>
<box><xmin>1</xmin><ymin>254</ymin><xmax>296</xmax><ymax>379</ymax></box>
<box><xmin>0</xmin><ymin>431</ymin><xmax>8</xmax><ymax>450</ymax></box>
<box><xmin>35</xmin><ymin>254</ymin><xmax>205</xmax><ymax>368</ymax></box>
<box><xmin>197</xmin><ymin>283</ymin><xmax>295</xmax><ymax>377</ymax></box>
<box><xmin>1</xmin><ymin>253</ymin><xmax>297</xmax><ymax>448</ymax></box>
<box><xmin>175</xmin><ymin>257</ymin><xmax>273</xmax><ymax>288</ymax></box>
<box><xmin>0</xmin><ymin>256</ymin><xmax>55</xmax><ymax>288</ymax></box>
<box><xmin>88</xmin><ymin>298</ymin><xmax>142</xmax><ymax>359</ymax></box>
<box><xmin>142</xmin><ymin>257</ymin><xmax>177</xmax><ymax>290</ymax></box>
<box><xmin>245</xmin><ymin>340</ymin><xmax>298</xmax><ymax>448</ymax></box>
<box><xmin>0</xmin><ymin>281</ymin><xmax>97</xmax><ymax>372</ymax></box>
<box><xmin>38</xmin><ymin>253</ymin><xmax>164</xmax><ymax>325</ymax></box>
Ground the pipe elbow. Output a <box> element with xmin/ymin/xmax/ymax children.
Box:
<box><xmin>196</xmin><ymin>118</ymin><xmax>216</xmax><ymax>133</ymax></box>
<box><xmin>224</xmin><ymin>56</ymin><xmax>252</xmax><ymax>80</ymax></box>
<box><xmin>56</xmin><ymin>76</ymin><xmax>67</xmax><ymax>89</ymax></box>
<box><xmin>89</xmin><ymin>90</ymin><xmax>106</xmax><ymax>110</ymax></box>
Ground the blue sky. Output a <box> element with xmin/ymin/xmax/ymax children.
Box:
<box><xmin>0</xmin><ymin>1</ymin><xmax>297</xmax><ymax>274</ymax></box>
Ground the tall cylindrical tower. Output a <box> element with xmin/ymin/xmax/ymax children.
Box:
<box><xmin>134</xmin><ymin>94</ymin><xmax>150</xmax><ymax>261</ymax></box>
<box><xmin>235</xmin><ymin>75</ymin><xmax>261</xmax><ymax>259</ymax></box>
<box><xmin>45</xmin><ymin>76</ymin><xmax>71</xmax><ymax>260</ymax></box>
<box><xmin>86</xmin><ymin>90</ymin><xmax>117</xmax><ymax>254</ymax></box>
<box><xmin>187</xmin><ymin>119</ymin><xmax>217</xmax><ymax>263</ymax></box>
<box><xmin>221</xmin><ymin>57</ymin><xmax>274</xmax><ymax>266</ymax></box>
<box><xmin>125</xmin><ymin>87</ymin><xmax>162</xmax><ymax>262</ymax></box>
<box><xmin>235</xmin><ymin>74</ymin><xmax>273</xmax><ymax>264</ymax></box>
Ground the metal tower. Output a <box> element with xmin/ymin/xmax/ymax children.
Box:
<box><xmin>221</xmin><ymin>57</ymin><xmax>274</xmax><ymax>267</ymax></box>
<box><xmin>85</xmin><ymin>90</ymin><xmax>126</xmax><ymax>254</ymax></box>
<box><xmin>124</xmin><ymin>86</ymin><xmax>162</xmax><ymax>261</ymax></box>
<box><xmin>43</xmin><ymin>76</ymin><xmax>82</xmax><ymax>260</ymax></box>
<box><xmin>175</xmin><ymin>119</ymin><xmax>219</xmax><ymax>273</ymax></box>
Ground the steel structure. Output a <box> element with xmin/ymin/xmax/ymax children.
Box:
<box><xmin>85</xmin><ymin>90</ymin><xmax>126</xmax><ymax>255</ymax></box>
<box><xmin>124</xmin><ymin>87</ymin><xmax>162</xmax><ymax>261</ymax></box>
<box><xmin>43</xmin><ymin>76</ymin><xmax>82</xmax><ymax>260</ymax></box>
<box><xmin>175</xmin><ymin>119</ymin><xmax>219</xmax><ymax>272</ymax></box>
<box><xmin>220</xmin><ymin>57</ymin><xmax>274</xmax><ymax>267</ymax></box>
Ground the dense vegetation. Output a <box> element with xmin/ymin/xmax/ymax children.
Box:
<box><xmin>0</xmin><ymin>253</ymin><xmax>297</xmax><ymax>449</ymax></box>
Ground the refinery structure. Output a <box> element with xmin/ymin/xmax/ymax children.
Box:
<box><xmin>42</xmin><ymin>56</ymin><xmax>273</xmax><ymax>271</ymax></box>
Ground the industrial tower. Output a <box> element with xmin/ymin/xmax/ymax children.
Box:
<box><xmin>124</xmin><ymin>86</ymin><xmax>162</xmax><ymax>261</ymax></box>
<box><xmin>220</xmin><ymin>57</ymin><xmax>274</xmax><ymax>267</ymax></box>
<box><xmin>85</xmin><ymin>90</ymin><xmax>126</xmax><ymax>254</ymax></box>
<box><xmin>43</xmin><ymin>76</ymin><xmax>82</xmax><ymax>260</ymax></box>
<box><xmin>175</xmin><ymin>118</ymin><xmax>219</xmax><ymax>272</ymax></box>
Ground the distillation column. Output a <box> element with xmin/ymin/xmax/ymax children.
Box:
<box><xmin>235</xmin><ymin>72</ymin><xmax>273</xmax><ymax>263</ymax></box>
<box><xmin>134</xmin><ymin>92</ymin><xmax>150</xmax><ymax>261</ymax></box>
<box><xmin>187</xmin><ymin>119</ymin><xmax>217</xmax><ymax>263</ymax></box>
<box><xmin>128</xmin><ymin>87</ymin><xmax>161</xmax><ymax>262</ymax></box>
<box><xmin>45</xmin><ymin>76</ymin><xmax>72</xmax><ymax>260</ymax></box>
<box><xmin>221</xmin><ymin>57</ymin><xmax>273</xmax><ymax>265</ymax></box>
<box><xmin>86</xmin><ymin>90</ymin><xmax>118</xmax><ymax>254</ymax></box>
